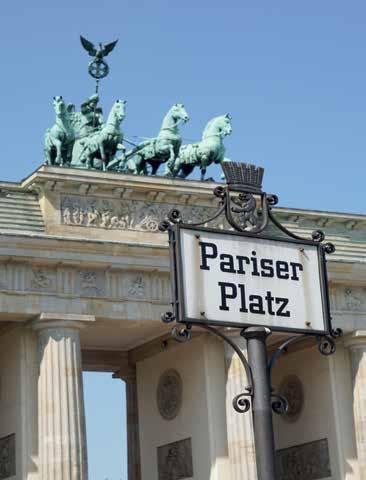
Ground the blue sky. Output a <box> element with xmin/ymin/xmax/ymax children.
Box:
<box><xmin>83</xmin><ymin>373</ymin><xmax>126</xmax><ymax>479</ymax></box>
<box><xmin>1</xmin><ymin>1</ymin><xmax>365</xmax><ymax>213</ymax></box>
<box><xmin>1</xmin><ymin>1</ymin><xmax>365</xmax><ymax>478</ymax></box>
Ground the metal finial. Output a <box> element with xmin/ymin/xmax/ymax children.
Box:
<box><xmin>80</xmin><ymin>35</ymin><xmax>118</xmax><ymax>93</ymax></box>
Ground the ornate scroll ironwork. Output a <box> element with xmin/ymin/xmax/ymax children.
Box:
<box><xmin>160</xmin><ymin>161</ymin><xmax>343</xmax><ymax>415</ymax></box>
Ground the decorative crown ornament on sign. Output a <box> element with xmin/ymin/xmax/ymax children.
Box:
<box><xmin>221</xmin><ymin>162</ymin><xmax>264</xmax><ymax>193</ymax></box>
<box><xmin>43</xmin><ymin>36</ymin><xmax>236</xmax><ymax>179</ymax></box>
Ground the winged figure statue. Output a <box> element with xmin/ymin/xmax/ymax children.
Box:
<box><xmin>80</xmin><ymin>36</ymin><xmax>118</xmax><ymax>60</ymax></box>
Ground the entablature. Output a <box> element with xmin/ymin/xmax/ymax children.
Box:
<box><xmin>0</xmin><ymin>165</ymin><xmax>362</xmax><ymax>270</ymax></box>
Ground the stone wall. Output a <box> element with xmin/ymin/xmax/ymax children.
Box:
<box><xmin>137</xmin><ymin>336</ymin><xmax>229</xmax><ymax>480</ymax></box>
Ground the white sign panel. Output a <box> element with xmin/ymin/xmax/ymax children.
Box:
<box><xmin>177</xmin><ymin>227</ymin><xmax>327</xmax><ymax>333</ymax></box>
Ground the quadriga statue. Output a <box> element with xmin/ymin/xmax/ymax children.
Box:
<box><xmin>119</xmin><ymin>103</ymin><xmax>189</xmax><ymax>175</ymax></box>
<box><xmin>75</xmin><ymin>99</ymin><xmax>126</xmax><ymax>171</ymax></box>
<box><xmin>44</xmin><ymin>96</ymin><xmax>75</xmax><ymax>166</ymax></box>
<box><xmin>70</xmin><ymin>94</ymin><xmax>104</xmax><ymax>168</ymax></box>
<box><xmin>166</xmin><ymin>114</ymin><xmax>232</xmax><ymax>180</ymax></box>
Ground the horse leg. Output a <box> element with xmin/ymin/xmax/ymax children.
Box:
<box><xmin>44</xmin><ymin>150</ymin><xmax>52</xmax><ymax>166</ymax></box>
<box><xmin>86</xmin><ymin>150</ymin><xmax>93</xmax><ymax>169</ymax></box>
<box><xmin>53</xmin><ymin>139</ymin><xmax>63</xmax><ymax>166</ymax></box>
<box><xmin>99</xmin><ymin>143</ymin><xmax>107</xmax><ymax>171</ymax></box>
<box><xmin>164</xmin><ymin>159</ymin><xmax>175</xmax><ymax>176</ymax></box>
<box><xmin>117</xmin><ymin>145</ymin><xmax>126</xmax><ymax>171</ymax></box>
<box><xmin>44</xmin><ymin>142</ymin><xmax>52</xmax><ymax>165</ymax></box>
<box><xmin>178</xmin><ymin>165</ymin><xmax>194</xmax><ymax>179</ymax></box>
<box><xmin>168</xmin><ymin>145</ymin><xmax>175</xmax><ymax>165</ymax></box>
<box><xmin>165</xmin><ymin>149</ymin><xmax>176</xmax><ymax>176</ymax></box>
<box><xmin>134</xmin><ymin>155</ymin><xmax>145</xmax><ymax>175</ymax></box>
<box><xmin>150</xmin><ymin>161</ymin><xmax>160</xmax><ymax>175</ymax></box>
<box><xmin>199</xmin><ymin>153</ymin><xmax>210</xmax><ymax>180</ymax></box>
<box><xmin>66</xmin><ymin>143</ymin><xmax>73</xmax><ymax>166</ymax></box>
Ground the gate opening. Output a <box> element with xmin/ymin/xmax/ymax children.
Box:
<box><xmin>84</xmin><ymin>372</ymin><xmax>127</xmax><ymax>479</ymax></box>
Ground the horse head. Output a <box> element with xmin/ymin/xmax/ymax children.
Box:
<box><xmin>202</xmin><ymin>114</ymin><xmax>232</xmax><ymax>139</ymax></box>
<box><xmin>170</xmin><ymin>103</ymin><xmax>190</xmax><ymax>124</ymax></box>
<box><xmin>53</xmin><ymin>96</ymin><xmax>66</xmax><ymax>117</ymax></box>
<box><xmin>110</xmin><ymin>99</ymin><xmax>126</xmax><ymax>124</ymax></box>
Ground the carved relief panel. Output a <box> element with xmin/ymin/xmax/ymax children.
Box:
<box><xmin>329</xmin><ymin>285</ymin><xmax>366</xmax><ymax>312</ymax></box>
<box><xmin>157</xmin><ymin>369</ymin><xmax>183</xmax><ymax>420</ymax></box>
<box><xmin>0</xmin><ymin>262</ymin><xmax>171</xmax><ymax>303</ymax></box>
<box><xmin>61</xmin><ymin>194</ymin><xmax>226</xmax><ymax>232</ymax></box>
<box><xmin>276</xmin><ymin>438</ymin><xmax>331</xmax><ymax>480</ymax></box>
<box><xmin>278</xmin><ymin>375</ymin><xmax>304</xmax><ymax>422</ymax></box>
<box><xmin>157</xmin><ymin>438</ymin><xmax>193</xmax><ymax>480</ymax></box>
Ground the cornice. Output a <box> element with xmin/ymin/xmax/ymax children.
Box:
<box><xmin>0</xmin><ymin>165</ymin><xmax>362</xmax><ymax>270</ymax></box>
<box><xmin>21</xmin><ymin>165</ymin><xmax>219</xmax><ymax>208</ymax></box>
<box><xmin>19</xmin><ymin>166</ymin><xmax>366</xmax><ymax>222</ymax></box>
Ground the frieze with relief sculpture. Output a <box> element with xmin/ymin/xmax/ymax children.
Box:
<box><xmin>79</xmin><ymin>271</ymin><xmax>101</xmax><ymax>296</ymax></box>
<box><xmin>60</xmin><ymin>195</ymin><xmax>228</xmax><ymax>232</ymax></box>
<box><xmin>30</xmin><ymin>268</ymin><xmax>54</xmax><ymax>291</ymax></box>
<box><xmin>344</xmin><ymin>288</ymin><xmax>363</xmax><ymax>311</ymax></box>
<box><xmin>327</xmin><ymin>285</ymin><xmax>366</xmax><ymax>313</ymax></box>
<box><xmin>0</xmin><ymin>264</ymin><xmax>360</xmax><ymax>323</ymax></box>
<box><xmin>128</xmin><ymin>276</ymin><xmax>145</xmax><ymax>298</ymax></box>
<box><xmin>0</xmin><ymin>262</ymin><xmax>171</xmax><ymax>302</ymax></box>
<box><xmin>43</xmin><ymin>36</ymin><xmax>234</xmax><ymax>180</ymax></box>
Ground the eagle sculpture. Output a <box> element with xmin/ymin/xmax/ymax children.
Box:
<box><xmin>80</xmin><ymin>36</ymin><xmax>118</xmax><ymax>59</ymax></box>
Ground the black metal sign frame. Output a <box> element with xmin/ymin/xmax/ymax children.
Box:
<box><xmin>170</xmin><ymin>223</ymin><xmax>332</xmax><ymax>336</ymax></box>
<box><xmin>159</xmin><ymin>162</ymin><xmax>342</xmax><ymax>480</ymax></box>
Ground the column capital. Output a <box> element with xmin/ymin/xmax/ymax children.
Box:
<box><xmin>32</xmin><ymin>312</ymin><xmax>95</xmax><ymax>332</ymax></box>
<box><xmin>343</xmin><ymin>330</ymin><xmax>366</xmax><ymax>349</ymax></box>
<box><xmin>113</xmin><ymin>365</ymin><xmax>136</xmax><ymax>383</ymax></box>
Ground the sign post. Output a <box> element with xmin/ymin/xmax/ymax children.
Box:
<box><xmin>243</xmin><ymin>326</ymin><xmax>276</xmax><ymax>479</ymax></box>
<box><xmin>159</xmin><ymin>162</ymin><xmax>342</xmax><ymax>480</ymax></box>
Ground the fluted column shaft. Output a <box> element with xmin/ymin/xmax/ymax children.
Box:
<box><xmin>224</xmin><ymin>337</ymin><xmax>257</xmax><ymax>480</ymax></box>
<box><xmin>346</xmin><ymin>331</ymin><xmax>366</xmax><ymax>479</ymax></box>
<box><xmin>114</xmin><ymin>367</ymin><xmax>141</xmax><ymax>480</ymax></box>
<box><xmin>34</xmin><ymin>313</ymin><xmax>94</xmax><ymax>480</ymax></box>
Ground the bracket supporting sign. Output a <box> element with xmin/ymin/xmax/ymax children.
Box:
<box><xmin>159</xmin><ymin>161</ymin><xmax>342</xmax><ymax>480</ymax></box>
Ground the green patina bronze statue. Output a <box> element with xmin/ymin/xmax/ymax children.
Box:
<box><xmin>43</xmin><ymin>37</ymin><xmax>236</xmax><ymax>180</ymax></box>
<box><xmin>44</xmin><ymin>96</ymin><xmax>75</xmax><ymax>166</ymax></box>
<box><xmin>70</xmin><ymin>94</ymin><xmax>104</xmax><ymax>167</ymax></box>
<box><xmin>119</xmin><ymin>103</ymin><xmax>189</xmax><ymax>175</ymax></box>
<box><xmin>77</xmin><ymin>94</ymin><xmax>104</xmax><ymax>135</ymax></box>
<box><xmin>75</xmin><ymin>99</ymin><xmax>126</xmax><ymax>171</ymax></box>
<box><xmin>166</xmin><ymin>114</ymin><xmax>232</xmax><ymax>180</ymax></box>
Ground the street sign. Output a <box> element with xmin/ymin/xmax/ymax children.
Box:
<box><xmin>161</xmin><ymin>162</ymin><xmax>339</xmax><ymax>480</ymax></box>
<box><xmin>172</xmin><ymin>225</ymin><xmax>330</xmax><ymax>335</ymax></box>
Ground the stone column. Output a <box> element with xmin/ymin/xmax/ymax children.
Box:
<box><xmin>33</xmin><ymin>313</ymin><xmax>95</xmax><ymax>480</ymax></box>
<box><xmin>224</xmin><ymin>335</ymin><xmax>257</xmax><ymax>479</ymax></box>
<box><xmin>114</xmin><ymin>367</ymin><xmax>141</xmax><ymax>480</ymax></box>
<box><xmin>345</xmin><ymin>331</ymin><xmax>366</xmax><ymax>479</ymax></box>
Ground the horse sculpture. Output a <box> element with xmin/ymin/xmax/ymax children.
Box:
<box><xmin>77</xmin><ymin>99</ymin><xmax>126</xmax><ymax>171</ymax></box>
<box><xmin>44</xmin><ymin>96</ymin><xmax>75</xmax><ymax>166</ymax></box>
<box><xmin>120</xmin><ymin>103</ymin><xmax>189</xmax><ymax>175</ymax></box>
<box><xmin>167</xmin><ymin>114</ymin><xmax>232</xmax><ymax>180</ymax></box>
